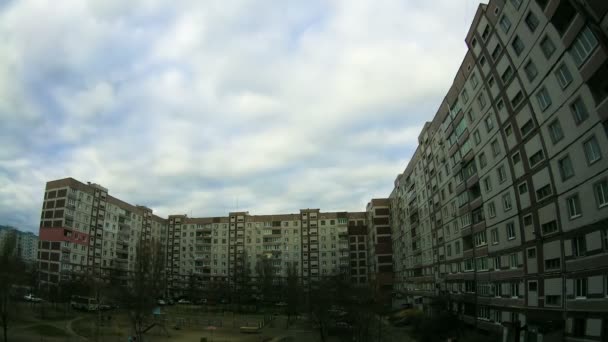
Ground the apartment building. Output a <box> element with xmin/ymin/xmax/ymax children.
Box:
<box><xmin>390</xmin><ymin>1</ymin><xmax>608</xmax><ymax>341</ymax></box>
<box><xmin>366</xmin><ymin>199</ymin><xmax>394</xmax><ymax>303</ymax></box>
<box><xmin>0</xmin><ymin>225</ymin><xmax>38</xmax><ymax>263</ymax></box>
<box><xmin>37</xmin><ymin>177</ymin><xmax>373</xmax><ymax>296</ymax></box>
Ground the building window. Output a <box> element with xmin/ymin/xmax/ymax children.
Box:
<box><xmin>471</xmin><ymin>73</ymin><xmax>479</xmax><ymax>89</ymax></box>
<box><xmin>572</xmin><ymin>235</ymin><xmax>586</xmax><ymax>257</ymax></box>
<box><xmin>525</xmin><ymin>11</ymin><xmax>539</xmax><ymax>32</ymax></box>
<box><xmin>511</xmin><ymin>0</ymin><xmax>522</xmax><ymax>10</ymax></box>
<box><xmin>478</xmin><ymin>93</ymin><xmax>487</xmax><ymax>109</ymax></box>
<box><xmin>512</xmin><ymin>36</ymin><xmax>525</xmax><ymax>56</ymax></box>
<box><xmin>545</xmin><ymin>295</ymin><xmax>561</xmax><ymax>306</ymax></box>
<box><xmin>447</xmin><ymin>245</ymin><xmax>452</xmax><ymax>257</ymax></box>
<box><xmin>540</xmin><ymin>36</ymin><xmax>556</xmax><ymax>59</ymax></box>
<box><xmin>573</xmin><ymin>318</ymin><xmax>586</xmax><ymax>337</ymax></box>
<box><xmin>536</xmin><ymin>0</ymin><xmax>548</xmax><ymax>10</ymax></box>
<box><xmin>485</xmin><ymin>116</ymin><xmax>494</xmax><ymax>132</ymax></box>
<box><xmin>528</xmin><ymin>248</ymin><xmax>537</xmax><ymax>259</ymax></box>
<box><xmin>570</xmin><ymin>97</ymin><xmax>589</xmax><ymax>125</ymax></box>
<box><xmin>497</xmin><ymin>165</ymin><xmax>507</xmax><ymax>183</ymax></box>
<box><xmin>479</xmin><ymin>153</ymin><xmax>487</xmax><ymax>169</ymax></box>
<box><xmin>536</xmin><ymin>185</ymin><xmax>552</xmax><ymax>200</ymax></box>
<box><xmin>575</xmin><ymin>278</ymin><xmax>588</xmax><ymax>298</ymax></box>
<box><xmin>491</xmin><ymin>229</ymin><xmax>499</xmax><ymax>245</ymax></box>
<box><xmin>491</xmin><ymin>139</ymin><xmax>500</xmax><ymax>156</ymax></box>
<box><xmin>474</xmin><ymin>231</ymin><xmax>487</xmax><ymax>247</ymax></box>
<box><xmin>505</xmin><ymin>124</ymin><xmax>513</xmax><ymax>137</ymax></box>
<box><xmin>455</xmin><ymin>241</ymin><xmax>460</xmax><ymax>254</ymax></box>
<box><xmin>509</xmin><ymin>253</ymin><xmax>518</xmax><ymax>268</ymax></box>
<box><xmin>521</xmin><ymin>119</ymin><xmax>534</xmax><ymax>136</ymax></box>
<box><xmin>524</xmin><ymin>60</ymin><xmax>538</xmax><ymax>81</ymax></box>
<box><xmin>473</xmin><ymin>129</ymin><xmax>481</xmax><ymax>145</ymax></box>
<box><xmin>492</xmin><ymin>44</ymin><xmax>503</xmax><ymax>60</ymax></box>
<box><xmin>567</xmin><ymin>194</ymin><xmax>582</xmax><ymax>219</ymax></box>
<box><xmin>511</xmin><ymin>91</ymin><xmax>524</xmax><ymax>107</ymax></box>
<box><xmin>555</xmin><ymin>63</ymin><xmax>573</xmax><ymax>89</ymax></box>
<box><xmin>557</xmin><ymin>155</ymin><xmax>575</xmax><ymax>181</ymax></box>
<box><xmin>583</xmin><ymin>136</ymin><xmax>602</xmax><ymax>165</ymax></box>
<box><xmin>536</xmin><ymin>87</ymin><xmax>552</xmax><ymax>111</ymax></box>
<box><xmin>518</xmin><ymin>182</ymin><xmax>528</xmax><ymax>194</ymax></box>
<box><xmin>506</xmin><ymin>222</ymin><xmax>516</xmax><ymax>240</ymax></box>
<box><xmin>548</xmin><ymin>119</ymin><xmax>564</xmax><ymax>144</ymax></box>
<box><xmin>499</xmin><ymin>15</ymin><xmax>512</xmax><ymax>33</ymax></box>
<box><xmin>503</xmin><ymin>194</ymin><xmax>513</xmax><ymax>211</ymax></box>
<box><xmin>494</xmin><ymin>256</ymin><xmax>501</xmax><ymax>270</ymax></box>
<box><xmin>594</xmin><ymin>180</ymin><xmax>608</xmax><ymax>208</ymax></box>
<box><xmin>513</xmin><ymin>152</ymin><xmax>521</xmax><ymax>164</ymax></box>
<box><xmin>483</xmin><ymin>176</ymin><xmax>492</xmax><ymax>192</ymax></box>
<box><xmin>462</xmin><ymin>89</ymin><xmax>469</xmax><ymax>103</ymax></box>
<box><xmin>541</xmin><ymin>220</ymin><xmax>558</xmax><ymax>235</ymax></box>
<box><xmin>529</xmin><ymin>150</ymin><xmax>545</xmax><ymax>167</ymax></box>
<box><xmin>570</xmin><ymin>26</ymin><xmax>599</xmax><ymax>67</ymax></box>
<box><xmin>501</xmin><ymin>66</ymin><xmax>514</xmax><ymax>84</ymax></box>
<box><xmin>545</xmin><ymin>257</ymin><xmax>560</xmax><ymax>270</ymax></box>
<box><xmin>488</xmin><ymin>201</ymin><xmax>496</xmax><ymax>218</ymax></box>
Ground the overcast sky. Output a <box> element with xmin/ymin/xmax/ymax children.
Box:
<box><xmin>0</xmin><ymin>0</ymin><xmax>485</xmax><ymax>233</ymax></box>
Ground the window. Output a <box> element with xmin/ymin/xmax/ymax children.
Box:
<box><xmin>482</xmin><ymin>25</ymin><xmax>490</xmax><ymax>41</ymax></box>
<box><xmin>499</xmin><ymin>15</ymin><xmax>512</xmax><ymax>33</ymax></box>
<box><xmin>524</xmin><ymin>60</ymin><xmax>538</xmax><ymax>81</ymax></box>
<box><xmin>488</xmin><ymin>76</ymin><xmax>495</xmax><ymax>88</ymax></box>
<box><xmin>491</xmin><ymin>140</ymin><xmax>500</xmax><ymax>156</ymax></box>
<box><xmin>492</xmin><ymin>44</ymin><xmax>503</xmax><ymax>60</ymax></box>
<box><xmin>518</xmin><ymin>182</ymin><xmax>528</xmax><ymax>194</ymax></box>
<box><xmin>462</xmin><ymin>89</ymin><xmax>469</xmax><ymax>103</ymax></box>
<box><xmin>536</xmin><ymin>185</ymin><xmax>552</xmax><ymax>200</ymax></box>
<box><xmin>505</xmin><ymin>124</ymin><xmax>513</xmax><ymax>137</ymax></box>
<box><xmin>503</xmin><ymin>194</ymin><xmax>513</xmax><ymax>211</ymax></box>
<box><xmin>511</xmin><ymin>0</ymin><xmax>522</xmax><ymax>10</ymax></box>
<box><xmin>594</xmin><ymin>180</ymin><xmax>608</xmax><ymax>208</ymax></box>
<box><xmin>548</xmin><ymin>119</ymin><xmax>564</xmax><ymax>144</ymax></box>
<box><xmin>476</xmin><ymin>257</ymin><xmax>489</xmax><ymax>271</ymax></box>
<box><xmin>483</xmin><ymin>177</ymin><xmax>492</xmax><ymax>193</ymax></box>
<box><xmin>479</xmin><ymin>153</ymin><xmax>487</xmax><ymax>169</ymax></box>
<box><xmin>513</xmin><ymin>152</ymin><xmax>521</xmax><ymax>164</ymax></box>
<box><xmin>572</xmin><ymin>235</ymin><xmax>586</xmax><ymax>257</ymax></box>
<box><xmin>527</xmin><ymin>248</ymin><xmax>537</xmax><ymax>259</ymax></box>
<box><xmin>583</xmin><ymin>136</ymin><xmax>602</xmax><ymax>164</ymax></box>
<box><xmin>525</xmin><ymin>11</ymin><xmax>539</xmax><ymax>32</ymax></box>
<box><xmin>555</xmin><ymin>63</ymin><xmax>573</xmax><ymax>89</ymax></box>
<box><xmin>479</xmin><ymin>199</ymin><xmax>494</xmax><ymax>219</ymax></box>
<box><xmin>474</xmin><ymin>231</ymin><xmax>487</xmax><ymax>247</ymax></box>
<box><xmin>575</xmin><ymin>278</ymin><xmax>587</xmax><ymax>298</ymax></box>
<box><xmin>478</xmin><ymin>93</ymin><xmax>487</xmax><ymax>109</ymax></box>
<box><xmin>545</xmin><ymin>295</ymin><xmax>561</xmax><ymax>306</ymax></box>
<box><xmin>558</xmin><ymin>155</ymin><xmax>574</xmax><ymax>181</ymax></box>
<box><xmin>491</xmin><ymin>229</ymin><xmax>499</xmax><ymax>245</ymax></box>
<box><xmin>512</xmin><ymin>36</ymin><xmax>525</xmax><ymax>56</ymax></box>
<box><xmin>447</xmin><ymin>245</ymin><xmax>452</xmax><ymax>257</ymax></box>
<box><xmin>552</xmin><ymin>0</ymin><xmax>575</xmax><ymax>35</ymax></box>
<box><xmin>536</xmin><ymin>87</ymin><xmax>552</xmax><ymax>111</ymax></box>
<box><xmin>485</xmin><ymin>116</ymin><xmax>494</xmax><ymax>132</ymax></box>
<box><xmin>509</xmin><ymin>253</ymin><xmax>518</xmax><ymax>268</ymax></box>
<box><xmin>455</xmin><ymin>241</ymin><xmax>460</xmax><ymax>254</ymax></box>
<box><xmin>573</xmin><ymin>318</ymin><xmax>586</xmax><ymax>337</ymax></box>
<box><xmin>522</xmin><ymin>119</ymin><xmax>535</xmax><ymax>135</ymax></box>
<box><xmin>497</xmin><ymin>165</ymin><xmax>507</xmax><ymax>183</ymax></box>
<box><xmin>511</xmin><ymin>91</ymin><xmax>524</xmax><ymax>107</ymax></box>
<box><xmin>570</xmin><ymin>26</ymin><xmax>599</xmax><ymax>67</ymax></box>
<box><xmin>507</xmin><ymin>222</ymin><xmax>516</xmax><ymax>240</ymax></box>
<box><xmin>565</xmin><ymin>101</ymin><xmax>586</xmax><ymax>129</ymax></box>
<box><xmin>529</xmin><ymin>150</ymin><xmax>545</xmax><ymax>166</ymax></box>
<box><xmin>479</xmin><ymin>56</ymin><xmax>486</xmax><ymax>67</ymax></box>
<box><xmin>501</xmin><ymin>66</ymin><xmax>514</xmax><ymax>83</ymax></box>
<box><xmin>471</xmin><ymin>73</ymin><xmax>479</xmax><ymax>88</ymax></box>
<box><xmin>540</xmin><ymin>36</ymin><xmax>556</xmax><ymax>59</ymax></box>
<box><xmin>494</xmin><ymin>257</ymin><xmax>501</xmax><ymax>270</ymax></box>
<box><xmin>542</xmin><ymin>220</ymin><xmax>558</xmax><ymax>235</ymax></box>
<box><xmin>536</xmin><ymin>0</ymin><xmax>548</xmax><ymax>10</ymax></box>
<box><xmin>567</xmin><ymin>194</ymin><xmax>582</xmax><ymax>219</ymax></box>
<box><xmin>524</xmin><ymin>215</ymin><xmax>533</xmax><ymax>226</ymax></box>
<box><xmin>473</xmin><ymin>130</ymin><xmax>481</xmax><ymax>145</ymax></box>
<box><xmin>545</xmin><ymin>258</ymin><xmax>560</xmax><ymax>270</ymax></box>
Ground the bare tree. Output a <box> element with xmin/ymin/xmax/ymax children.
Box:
<box><xmin>0</xmin><ymin>232</ymin><xmax>23</xmax><ymax>342</ymax></box>
<box><xmin>255</xmin><ymin>256</ymin><xmax>274</xmax><ymax>303</ymax></box>
<box><xmin>118</xmin><ymin>241</ymin><xmax>165</xmax><ymax>342</ymax></box>
<box><xmin>285</xmin><ymin>262</ymin><xmax>300</xmax><ymax>326</ymax></box>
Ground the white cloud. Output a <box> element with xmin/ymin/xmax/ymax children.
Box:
<box><xmin>0</xmin><ymin>0</ymin><xmax>483</xmax><ymax>232</ymax></box>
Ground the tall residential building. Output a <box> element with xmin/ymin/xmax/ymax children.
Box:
<box><xmin>0</xmin><ymin>225</ymin><xmax>38</xmax><ymax>263</ymax></box>
<box><xmin>366</xmin><ymin>199</ymin><xmax>394</xmax><ymax>303</ymax></box>
<box><xmin>390</xmin><ymin>1</ymin><xmax>608</xmax><ymax>341</ymax></box>
<box><xmin>37</xmin><ymin>177</ymin><xmax>374</xmax><ymax>295</ymax></box>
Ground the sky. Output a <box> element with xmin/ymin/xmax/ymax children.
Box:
<box><xmin>0</xmin><ymin>0</ymin><xmax>485</xmax><ymax>233</ymax></box>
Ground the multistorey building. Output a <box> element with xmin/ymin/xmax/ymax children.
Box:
<box><xmin>366</xmin><ymin>199</ymin><xmax>394</xmax><ymax>301</ymax></box>
<box><xmin>390</xmin><ymin>1</ymin><xmax>608</xmax><ymax>341</ymax></box>
<box><xmin>0</xmin><ymin>225</ymin><xmax>38</xmax><ymax>263</ymax></box>
<box><xmin>37</xmin><ymin>177</ymin><xmax>378</xmax><ymax>294</ymax></box>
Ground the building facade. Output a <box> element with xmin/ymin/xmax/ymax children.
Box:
<box><xmin>37</xmin><ymin>177</ymin><xmax>377</xmax><ymax>296</ymax></box>
<box><xmin>0</xmin><ymin>225</ymin><xmax>38</xmax><ymax>263</ymax></box>
<box><xmin>390</xmin><ymin>0</ymin><xmax>608</xmax><ymax>341</ymax></box>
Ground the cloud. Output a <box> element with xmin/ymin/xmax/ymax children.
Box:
<box><xmin>0</xmin><ymin>0</ymin><xmax>484</xmax><ymax>233</ymax></box>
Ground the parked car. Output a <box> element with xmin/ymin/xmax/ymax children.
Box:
<box><xmin>195</xmin><ymin>298</ymin><xmax>207</xmax><ymax>305</ymax></box>
<box><xmin>157</xmin><ymin>299</ymin><xmax>167</xmax><ymax>306</ymax></box>
<box><xmin>98</xmin><ymin>304</ymin><xmax>112</xmax><ymax>311</ymax></box>
<box><xmin>23</xmin><ymin>294</ymin><xmax>42</xmax><ymax>303</ymax></box>
<box><xmin>275</xmin><ymin>301</ymin><xmax>287</xmax><ymax>307</ymax></box>
<box><xmin>177</xmin><ymin>299</ymin><xmax>191</xmax><ymax>304</ymax></box>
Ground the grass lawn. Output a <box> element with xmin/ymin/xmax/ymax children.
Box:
<box><xmin>27</xmin><ymin>324</ymin><xmax>70</xmax><ymax>337</ymax></box>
